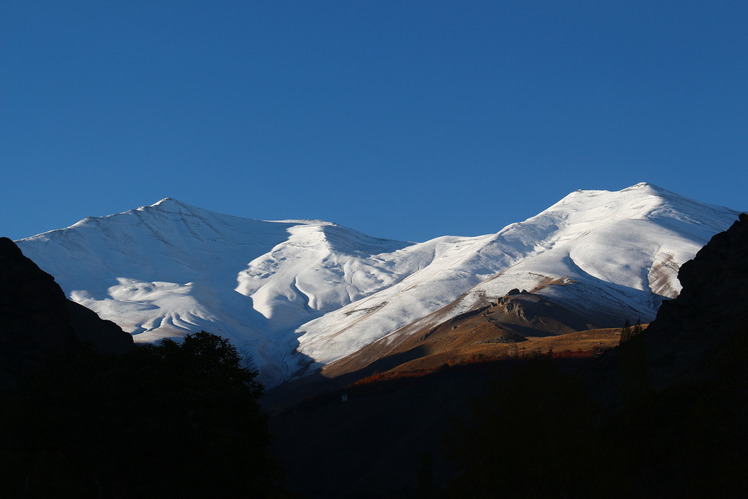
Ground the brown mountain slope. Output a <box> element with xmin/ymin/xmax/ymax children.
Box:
<box><xmin>263</xmin><ymin>291</ymin><xmax>627</xmax><ymax>413</ymax></box>
<box><xmin>323</xmin><ymin>290</ymin><xmax>622</xmax><ymax>379</ymax></box>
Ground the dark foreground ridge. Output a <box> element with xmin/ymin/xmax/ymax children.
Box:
<box><xmin>1</xmin><ymin>238</ymin><xmax>284</xmax><ymax>497</ymax></box>
<box><xmin>0</xmin><ymin>237</ymin><xmax>132</xmax><ymax>390</ymax></box>
<box><xmin>645</xmin><ymin>212</ymin><xmax>748</xmax><ymax>388</ymax></box>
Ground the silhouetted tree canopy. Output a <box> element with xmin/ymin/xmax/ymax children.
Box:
<box><xmin>0</xmin><ymin>331</ymin><xmax>284</xmax><ymax>498</ymax></box>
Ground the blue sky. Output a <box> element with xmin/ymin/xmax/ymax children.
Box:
<box><xmin>2</xmin><ymin>1</ymin><xmax>746</xmax><ymax>243</ymax></box>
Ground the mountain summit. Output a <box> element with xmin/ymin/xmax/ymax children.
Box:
<box><xmin>16</xmin><ymin>185</ymin><xmax>741</xmax><ymax>385</ymax></box>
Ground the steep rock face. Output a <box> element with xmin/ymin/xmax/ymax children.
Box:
<box><xmin>0</xmin><ymin>238</ymin><xmax>132</xmax><ymax>389</ymax></box>
<box><xmin>64</xmin><ymin>300</ymin><xmax>135</xmax><ymax>354</ymax></box>
<box><xmin>645</xmin><ymin>213</ymin><xmax>748</xmax><ymax>387</ymax></box>
<box><xmin>0</xmin><ymin>238</ymin><xmax>77</xmax><ymax>374</ymax></box>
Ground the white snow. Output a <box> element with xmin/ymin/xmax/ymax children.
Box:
<box><xmin>15</xmin><ymin>184</ymin><xmax>741</xmax><ymax>385</ymax></box>
<box><xmin>293</xmin><ymin>183</ymin><xmax>740</xmax><ymax>365</ymax></box>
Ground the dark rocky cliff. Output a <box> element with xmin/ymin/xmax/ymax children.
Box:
<box><xmin>0</xmin><ymin>237</ymin><xmax>132</xmax><ymax>390</ymax></box>
<box><xmin>645</xmin><ymin>213</ymin><xmax>748</xmax><ymax>388</ymax></box>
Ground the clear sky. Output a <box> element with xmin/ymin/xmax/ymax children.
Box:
<box><xmin>2</xmin><ymin>1</ymin><xmax>746</xmax><ymax>243</ymax></box>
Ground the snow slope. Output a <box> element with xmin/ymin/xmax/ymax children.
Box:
<box><xmin>17</xmin><ymin>198</ymin><xmax>418</xmax><ymax>383</ymax></box>
<box><xmin>294</xmin><ymin>183</ymin><xmax>741</xmax><ymax>365</ymax></box>
<box><xmin>15</xmin><ymin>184</ymin><xmax>741</xmax><ymax>385</ymax></box>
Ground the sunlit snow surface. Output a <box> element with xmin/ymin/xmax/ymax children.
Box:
<box><xmin>16</xmin><ymin>184</ymin><xmax>741</xmax><ymax>385</ymax></box>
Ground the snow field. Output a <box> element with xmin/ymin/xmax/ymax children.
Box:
<box><xmin>17</xmin><ymin>185</ymin><xmax>741</xmax><ymax>385</ymax></box>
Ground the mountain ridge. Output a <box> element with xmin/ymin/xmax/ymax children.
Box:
<box><xmin>15</xmin><ymin>184</ymin><xmax>742</xmax><ymax>385</ymax></box>
<box><xmin>293</xmin><ymin>182</ymin><xmax>741</xmax><ymax>369</ymax></box>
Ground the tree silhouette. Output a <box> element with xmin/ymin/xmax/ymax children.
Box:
<box><xmin>0</xmin><ymin>331</ymin><xmax>284</xmax><ymax>497</ymax></box>
<box><xmin>619</xmin><ymin>319</ymin><xmax>632</xmax><ymax>344</ymax></box>
<box><xmin>618</xmin><ymin>319</ymin><xmax>651</xmax><ymax>408</ymax></box>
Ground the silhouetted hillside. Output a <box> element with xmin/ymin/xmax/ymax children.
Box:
<box><xmin>0</xmin><ymin>332</ymin><xmax>284</xmax><ymax>497</ymax></box>
<box><xmin>0</xmin><ymin>237</ymin><xmax>132</xmax><ymax>390</ymax></box>
<box><xmin>645</xmin><ymin>213</ymin><xmax>748</xmax><ymax>388</ymax></box>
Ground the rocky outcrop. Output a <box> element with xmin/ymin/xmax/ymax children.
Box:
<box><xmin>645</xmin><ymin>213</ymin><xmax>748</xmax><ymax>388</ymax></box>
<box><xmin>0</xmin><ymin>237</ymin><xmax>132</xmax><ymax>390</ymax></box>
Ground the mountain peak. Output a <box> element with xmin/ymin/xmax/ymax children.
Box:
<box><xmin>570</xmin><ymin>182</ymin><xmax>667</xmax><ymax>197</ymax></box>
<box><xmin>547</xmin><ymin>182</ymin><xmax>696</xmax><ymax>221</ymax></box>
<box><xmin>146</xmin><ymin>197</ymin><xmax>192</xmax><ymax>210</ymax></box>
<box><xmin>621</xmin><ymin>181</ymin><xmax>668</xmax><ymax>193</ymax></box>
<box><xmin>135</xmin><ymin>197</ymin><xmax>224</xmax><ymax>220</ymax></box>
<box><xmin>154</xmin><ymin>197</ymin><xmax>178</xmax><ymax>205</ymax></box>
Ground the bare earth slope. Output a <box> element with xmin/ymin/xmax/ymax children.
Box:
<box><xmin>323</xmin><ymin>290</ymin><xmax>623</xmax><ymax>379</ymax></box>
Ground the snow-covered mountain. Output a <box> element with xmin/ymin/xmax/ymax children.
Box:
<box><xmin>15</xmin><ymin>184</ymin><xmax>741</xmax><ymax>385</ymax></box>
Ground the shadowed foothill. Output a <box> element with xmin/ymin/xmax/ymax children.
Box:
<box><xmin>0</xmin><ymin>237</ymin><xmax>132</xmax><ymax>391</ymax></box>
<box><xmin>0</xmin><ymin>238</ymin><xmax>285</xmax><ymax>497</ymax></box>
